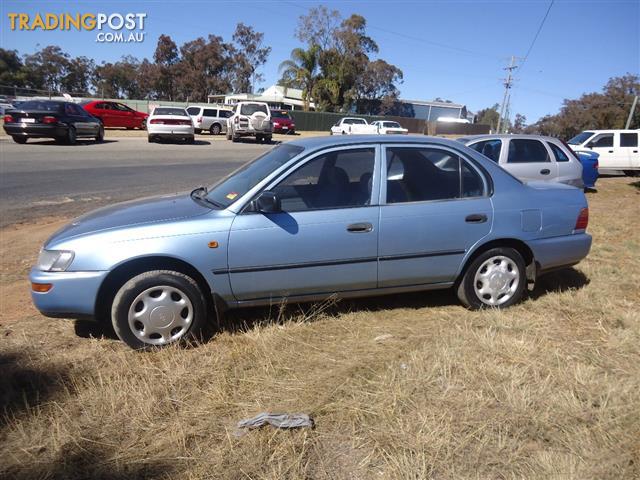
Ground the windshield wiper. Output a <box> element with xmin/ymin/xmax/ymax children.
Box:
<box><xmin>190</xmin><ymin>186</ymin><xmax>223</xmax><ymax>209</ymax></box>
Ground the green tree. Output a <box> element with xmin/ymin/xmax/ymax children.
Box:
<box><xmin>231</xmin><ymin>23</ymin><xmax>271</xmax><ymax>93</ymax></box>
<box><xmin>512</xmin><ymin>113</ymin><xmax>527</xmax><ymax>133</ymax></box>
<box><xmin>153</xmin><ymin>34</ymin><xmax>179</xmax><ymax>100</ymax></box>
<box><xmin>476</xmin><ymin>104</ymin><xmax>501</xmax><ymax>131</ymax></box>
<box><xmin>0</xmin><ymin>48</ymin><xmax>26</xmax><ymax>88</ymax></box>
<box><xmin>278</xmin><ymin>45</ymin><xmax>320</xmax><ymax>111</ymax></box>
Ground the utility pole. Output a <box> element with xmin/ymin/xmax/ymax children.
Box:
<box><xmin>497</xmin><ymin>56</ymin><xmax>517</xmax><ymax>134</ymax></box>
<box><xmin>625</xmin><ymin>95</ymin><xmax>638</xmax><ymax>129</ymax></box>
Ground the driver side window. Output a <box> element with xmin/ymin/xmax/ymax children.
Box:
<box><xmin>272</xmin><ymin>148</ymin><xmax>375</xmax><ymax>212</ymax></box>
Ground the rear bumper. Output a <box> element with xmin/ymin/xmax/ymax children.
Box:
<box><xmin>148</xmin><ymin>125</ymin><xmax>194</xmax><ymax>137</ymax></box>
<box><xmin>4</xmin><ymin>123</ymin><xmax>67</xmax><ymax>138</ymax></box>
<box><xmin>528</xmin><ymin>233</ymin><xmax>592</xmax><ymax>273</ymax></box>
<box><xmin>29</xmin><ymin>268</ymin><xmax>108</xmax><ymax>319</ymax></box>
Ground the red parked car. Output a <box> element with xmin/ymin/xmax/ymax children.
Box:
<box><xmin>270</xmin><ymin>110</ymin><xmax>295</xmax><ymax>134</ymax></box>
<box><xmin>81</xmin><ymin>100</ymin><xmax>148</xmax><ymax>129</ymax></box>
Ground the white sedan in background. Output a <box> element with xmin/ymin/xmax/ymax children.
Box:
<box><xmin>371</xmin><ymin>120</ymin><xmax>408</xmax><ymax>135</ymax></box>
<box><xmin>147</xmin><ymin>107</ymin><xmax>195</xmax><ymax>143</ymax></box>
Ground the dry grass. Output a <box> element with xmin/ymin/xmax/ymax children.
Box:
<box><xmin>1</xmin><ymin>178</ymin><xmax>639</xmax><ymax>480</ymax></box>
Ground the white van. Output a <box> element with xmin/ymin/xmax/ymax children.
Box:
<box><xmin>567</xmin><ymin>129</ymin><xmax>639</xmax><ymax>176</ymax></box>
<box><xmin>186</xmin><ymin>105</ymin><xmax>233</xmax><ymax>135</ymax></box>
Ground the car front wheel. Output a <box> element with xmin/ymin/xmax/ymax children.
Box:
<box><xmin>457</xmin><ymin>247</ymin><xmax>526</xmax><ymax>309</ymax></box>
<box><xmin>111</xmin><ymin>270</ymin><xmax>208</xmax><ymax>350</ymax></box>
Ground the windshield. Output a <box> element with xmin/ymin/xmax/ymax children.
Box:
<box><xmin>271</xmin><ymin>110</ymin><xmax>291</xmax><ymax>119</ymax></box>
<box><xmin>206</xmin><ymin>144</ymin><xmax>304</xmax><ymax>207</ymax></box>
<box><xmin>14</xmin><ymin>100</ymin><xmax>63</xmax><ymax>112</ymax></box>
<box><xmin>153</xmin><ymin>107</ymin><xmax>187</xmax><ymax>116</ymax></box>
<box><xmin>567</xmin><ymin>131</ymin><xmax>595</xmax><ymax>145</ymax></box>
<box><xmin>240</xmin><ymin>103</ymin><xmax>268</xmax><ymax>116</ymax></box>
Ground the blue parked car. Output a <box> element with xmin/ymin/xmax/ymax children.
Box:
<box><xmin>574</xmin><ymin>150</ymin><xmax>599</xmax><ymax>189</ymax></box>
<box><xmin>30</xmin><ymin>136</ymin><xmax>592</xmax><ymax>349</ymax></box>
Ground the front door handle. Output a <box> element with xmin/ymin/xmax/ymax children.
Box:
<box><xmin>465</xmin><ymin>214</ymin><xmax>487</xmax><ymax>223</ymax></box>
<box><xmin>347</xmin><ymin>222</ymin><xmax>373</xmax><ymax>233</ymax></box>
<box><xmin>540</xmin><ymin>169</ymin><xmax>551</xmax><ymax>175</ymax></box>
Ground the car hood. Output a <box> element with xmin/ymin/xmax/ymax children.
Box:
<box><xmin>47</xmin><ymin>193</ymin><xmax>212</xmax><ymax>245</ymax></box>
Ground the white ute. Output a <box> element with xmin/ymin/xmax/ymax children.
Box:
<box><xmin>567</xmin><ymin>129</ymin><xmax>639</xmax><ymax>176</ymax></box>
<box><xmin>330</xmin><ymin>117</ymin><xmax>379</xmax><ymax>135</ymax></box>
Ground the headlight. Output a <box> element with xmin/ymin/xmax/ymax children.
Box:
<box><xmin>37</xmin><ymin>250</ymin><xmax>75</xmax><ymax>272</ymax></box>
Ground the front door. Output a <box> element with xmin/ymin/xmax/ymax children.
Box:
<box><xmin>588</xmin><ymin>132</ymin><xmax>620</xmax><ymax>169</ymax></box>
<box><xmin>503</xmin><ymin>138</ymin><xmax>558</xmax><ymax>182</ymax></box>
<box><xmin>378</xmin><ymin>145</ymin><xmax>492</xmax><ymax>287</ymax></box>
<box><xmin>228</xmin><ymin>146</ymin><xmax>380</xmax><ymax>301</ymax></box>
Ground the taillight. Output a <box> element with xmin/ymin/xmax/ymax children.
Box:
<box><xmin>3</xmin><ymin>114</ymin><xmax>14</xmax><ymax>123</ymax></box>
<box><xmin>594</xmin><ymin>161</ymin><xmax>599</xmax><ymax>170</ymax></box>
<box><xmin>196</xmin><ymin>116</ymin><xmax>203</xmax><ymax>123</ymax></box>
<box><xmin>42</xmin><ymin>116</ymin><xmax>57</xmax><ymax>124</ymax></box>
<box><xmin>575</xmin><ymin>207</ymin><xmax>589</xmax><ymax>231</ymax></box>
<box><xmin>150</xmin><ymin>119</ymin><xmax>164</xmax><ymax>124</ymax></box>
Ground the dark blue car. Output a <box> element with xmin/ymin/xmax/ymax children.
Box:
<box><xmin>573</xmin><ymin>150</ymin><xmax>599</xmax><ymax>189</ymax></box>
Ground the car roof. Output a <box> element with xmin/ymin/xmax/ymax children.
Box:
<box><xmin>286</xmin><ymin>134</ymin><xmax>471</xmax><ymax>150</ymax></box>
<box><xmin>460</xmin><ymin>134</ymin><xmax>562</xmax><ymax>143</ymax></box>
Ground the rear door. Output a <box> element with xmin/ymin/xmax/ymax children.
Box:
<box><xmin>620</xmin><ymin>132</ymin><xmax>639</xmax><ymax>169</ymax></box>
<box><xmin>546</xmin><ymin>140</ymin><xmax>582</xmax><ymax>186</ymax></box>
<box><xmin>378</xmin><ymin>145</ymin><xmax>492</xmax><ymax>287</ymax></box>
<box><xmin>503</xmin><ymin>138</ymin><xmax>558</xmax><ymax>182</ymax></box>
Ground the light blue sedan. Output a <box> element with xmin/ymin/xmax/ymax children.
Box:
<box><xmin>30</xmin><ymin>136</ymin><xmax>592</xmax><ymax>349</ymax></box>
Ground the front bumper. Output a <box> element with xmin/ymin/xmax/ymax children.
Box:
<box><xmin>29</xmin><ymin>268</ymin><xmax>108</xmax><ymax>318</ymax></box>
<box><xmin>528</xmin><ymin>233</ymin><xmax>592</xmax><ymax>273</ymax></box>
<box><xmin>4</xmin><ymin>123</ymin><xmax>67</xmax><ymax>138</ymax></box>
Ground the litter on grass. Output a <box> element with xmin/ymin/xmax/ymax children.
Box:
<box><xmin>236</xmin><ymin>412</ymin><xmax>314</xmax><ymax>435</ymax></box>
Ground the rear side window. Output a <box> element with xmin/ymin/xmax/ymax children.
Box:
<box><xmin>621</xmin><ymin>133</ymin><xmax>638</xmax><ymax>147</ymax></box>
<box><xmin>548</xmin><ymin>142</ymin><xmax>570</xmax><ymax>162</ymax></box>
<box><xmin>507</xmin><ymin>139</ymin><xmax>550</xmax><ymax>163</ymax></box>
<box><xmin>591</xmin><ymin>134</ymin><xmax>613</xmax><ymax>148</ymax></box>
<box><xmin>186</xmin><ymin>107</ymin><xmax>201</xmax><ymax>115</ymax></box>
<box><xmin>203</xmin><ymin>109</ymin><xmax>218</xmax><ymax>117</ymax></box>
<box><xmin>469</xmin><ymin>139</ymin><xmax>501</xmax><ymax>163</ymax></box>
<box><xmin>219</xmin><ymin>110</ymin><xmax>233</xmax><ymax>118</ymax></box>
<box><xmin>385</xmin><ymin>147</ymin><xmax>484</xmax><ymax>203</ymax></box>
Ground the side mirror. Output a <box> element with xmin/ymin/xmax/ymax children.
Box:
<box><xmin>252</xmin><ymin>190</ymin><xmax>281</xmax><ymax>213</ymax></box>
<box><xmin>586</xmin><ymin>143</ymin><xmax>594</xmax><ymax>149</ymax></box>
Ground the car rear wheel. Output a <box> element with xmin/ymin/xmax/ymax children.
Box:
<box><xmin>457</xmin><ymin>247</ymin><xmax>526</xmax><ymax>309</ymax></box>
<box><xmin>623</xmin><ymin>170</ymin><xmax>639</xmax><ymax>177</ymax></box>
<box><xmin>95</xmin><ymin>125</ymin><xmax>104</xmax><ymax>142</ymax></box>
<box><xmin>12</xmin><ymin>136</ymin><xmax>27</xmax><ymax>144</ymax></box>
<box><xmin>66</xmin><ymin>126</ymin><xmax>77</xmax><ymax>145</ymax></box>
<box><xmin>231</xmin><ymin>129</ymin><xmax>239</xmax><ymax>142</ymax></box>
<box><xmin>210</xmin><ymin>124</ymin><xmax>221</xmax><ymax>135</ymax></box>
<box><xmin>111</xmin><ymin>270</ymin><xmax>208</xmax><ymax>350</ymax></box>
<box><xmin>194</xmin><ymin>128</ymin><xmax>202</xmax><ymax>135</ymax></box>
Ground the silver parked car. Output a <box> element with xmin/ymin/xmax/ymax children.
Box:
<box><xmin>459</xmin><ymin>135</ymin><xmax>584</xmax><ymax>188</ymax></box>
<box><xmin>186</xmin><ymin>105</ymin><xmax>232</xmax><ymax>135</ymax></box>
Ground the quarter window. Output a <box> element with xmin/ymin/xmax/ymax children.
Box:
<box><xmin>548</xmin><ymin>142</ymin><xmax>570</xmax><ymax>162</ymax></box>
<box><xmin>186</xmin><ymin>107</ymin><xmax>201</xmax><ymax>115</ymax></box>
<box><xmin>469</xmin><ymin>139</ymin><xmax>502</xmax><ymax>163</ymax></box>
<box><xmin>385</xmin><ymin>147</ymin><xmax>484</xmax><ymax>203</ymax></box>
<box><xmin>590</xmin><ymin>134</ymin><xmax>613</xmax><ymax>148</ymax></box>
<box><xmin>507</xmin><ymin>139</ymin><xmax>550</xmax><ymax>163</ymax></box>
<box><xmin>272</xmin><ymin>148</ymin><xmax>375</xmax><ymax>212</ymax></box>
<box><xmin>203</xmin><ymin>109</ymin><xmax>217</xmax><ymax>117</ymax></box>
<box><xmin>621</xmin><ymin>133</ymin><xmax>638</xmax><ymax>147</ymax></box>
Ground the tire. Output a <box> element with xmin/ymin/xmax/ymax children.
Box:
<box><xmin>95</xmin><ymin>125</ymin><xmax>104</xmax><ymax>143</ymax></box>
<box><xmin>623</xmin><ymin>170</ymin><xmax>639</xmax><ymax>177</ymax></box>
<box><xmin>256</xmin><ymin>134</ymin><xmax>263</xmax><ymax>143</ymax></box>
<box><xmin>226</xmin><ymin>130</ymin><xmax>232</xmax><ymax>140</ymax></box>
<box><xmin>194</xmin><ymin>128</ymin><xmax>202</xmax><ymax>135</ymax></box>
<box><xmin>111</xmin><ymin>270</ymin><xmax>208</xmax><ymax>350</ymax></box>
<box><xmin>66</xmin><ymin>126</ymin><xmax>77</xmax><ymax>145</ymax></box>
<box><xmin>265</xmin><ymin>135</ymin><xmax>272</xmax><ymax>144</ymax></box>
<box><xmin>186</xmin><ymin>136</ymin><xmax>195</xmax><ymax>144</ymax></box>
<box><xmin>148</xmin><ymin>135</ymin><xmax>154</xmax><ymax>143</ymax></box>
<box><xmin>456</xmin><ymin>247</ymin><xmax>526</xmax><ymax>310</ymax></box>
<box><xmin>210</xmin><ymin>124</ymin><xmax>221</xmax><ymax>135</ymax></box>
<box><xmin>12</xmin><ymin>136</ymin><xmax>27</xmax><ymax>144</ymax></box>
<box><xmin>231</xmin><ymin>129</ymin><xmax>239</xmax><ymax>143</ymax></box>
<box><xmin>140</xmin><ymin>120</ymin><xmax>147</xmax><ymax>130</ymax></box>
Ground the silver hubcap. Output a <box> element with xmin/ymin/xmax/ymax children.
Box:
<box><xmin>127</xmin><ymin>286</ymin><xmax>193</xmax><ymax>345</ymax></box>
<box><xmin>473</xmin><ymin>255</ymin><xmax>520</xmax><ymax>306</ymax></box>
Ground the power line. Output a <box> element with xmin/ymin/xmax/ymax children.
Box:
<box><xmin>518</xmin><ymin>0</ymin><xmax>555</xmax><ymax>74</ymax></box>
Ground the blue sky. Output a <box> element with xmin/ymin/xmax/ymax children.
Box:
<box><xmin>2</xmin><ymin>0</ymin><xmax>638</xmax><ymax>122</ymax></box>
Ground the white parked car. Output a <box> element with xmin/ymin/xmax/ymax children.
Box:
<box><xmin>330</xmin><ymin>117</ymin><xmax>379</xmax><ymax>135</ymax></box>
<box><xmin>186</xmin><ymin>105</ymin><xmax>232</xmax><ymax>135</ymax></box>
<box><xmin>227</xmin><ymin>101</ymin><xmax>272</xmax><ymax>143</ymax></box>
<box><xmin>567</xmin><ymin>129</ymin><xmax>639</xmax><ymax>176</ymax></box>
<box><xmin>0</xmin><ymin>102</ymin><xmax>14</xmax><ymax>115</ymax></box>
<box><xmin>370</xmin><ymin>120</ymin><xmax>408</xmax><ymax>135</ymax></box>
<box><xmin>147</xmin><ymin>107</ymin><xmax>195</xmax><ymax>143</ymax></box>
<box><xmin>460</xmin><ymin>134</ymin><xmax>584</xmax><ymax>188</ymax></box>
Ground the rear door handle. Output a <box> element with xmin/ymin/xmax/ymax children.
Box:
<box><xmin>347</xmin><ymin>222</ymin><xmax>373</xmax><ymax>233</ymax></box>
<box><xmin>465</xmin><ymin>214</ymin><xmax>487</xmax><ymax>223</ymax></box>
<box><xmin>540</xmin><ymin>169</ymin><xmax>551</xmax><ymax>175</ymax></box>
<box><xmin>608</xmin><ymin>150</ymin><xmax>614</xmax><ymax>153</ymax></box>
